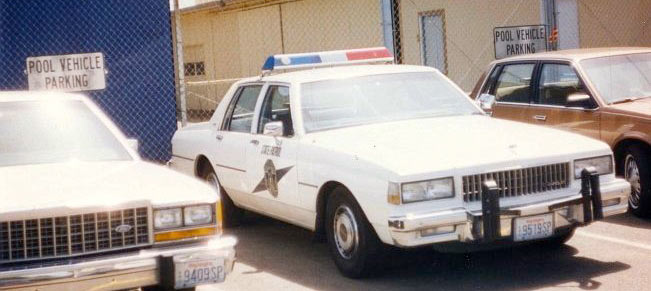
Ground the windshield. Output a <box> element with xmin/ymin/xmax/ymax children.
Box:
<box><xmin>0</xmin><ymin>100</ymin><xmax>132</xmax><ymax>167</ymax></box>
<box><xmin>300</xmin><ymin>72</ymin><xmax>480</xmax><ymax>132</ymax></box>
<box><xmin>580</xmin><ymin>53</ymin><xmax>651</xmax><ymax>104</ymax></box>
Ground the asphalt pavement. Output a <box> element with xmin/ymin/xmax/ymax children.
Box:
<box><xmin>200</xmin><ymin>212</ymin><xmax>650</xmax><ymax>291</ymax></box>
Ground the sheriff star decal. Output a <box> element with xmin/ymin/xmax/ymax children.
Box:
<box><xmin>254</xmin><ymin>159</ymin><xmax>293</xmax><ymax>197</ymax></box>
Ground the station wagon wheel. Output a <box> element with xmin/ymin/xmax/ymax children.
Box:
<box><xmin>325</xmin><ymin>186</ymin><xmax>383</xmax><ymax>278</ymax></box>
<box><xmin>623</xmin><ymin>145</ymin><xmax>651</xmax><ymax>217</ymax></box>
<box><xmin>202</xmin><ymin>165</ymin><xmax>244</xmax><ymax>227</ymax></box>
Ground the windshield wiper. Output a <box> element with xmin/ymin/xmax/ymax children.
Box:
<box><xmin>611</xmin><ymin>97</ymin><xmax>639</xmax><ymax>105</ymax></box>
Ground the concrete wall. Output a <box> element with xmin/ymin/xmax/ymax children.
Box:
<box><xmin>577</xmin><ymin>0</ymin><xmax>651</xmax><ymax>48</ymax></box>
<box><xmin>399</xmin><ymin>0</ymin><xmax>541</xmax><ymax>91</ymax></box>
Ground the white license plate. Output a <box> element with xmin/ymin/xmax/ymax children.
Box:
<box><xmin>175</xmin><ymin>258</ymin><xmax>225</xmax><ymax>289</ymax></box>
<box><xmin>513</xmin><ymin>213</ymin><xmax>554</xmax><ymax>242</ymax></box>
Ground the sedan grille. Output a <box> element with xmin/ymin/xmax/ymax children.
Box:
<box><xmin>463</xmin><ymin>163</ymin><xmax>570</xmax><ymax>202</ymax></box>
<box><xmin>0</xmin><ymin>207</ymin><xmax>149</xmax><ymax>263</ymax></box>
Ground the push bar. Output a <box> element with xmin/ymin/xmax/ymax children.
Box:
<box><xmin>581</xmin><ymin>167</ymin><xmax>604</xmax><ymax>223</ymax></box>
<box><xmin>481</xmin><ymin>180</ymin><xmax>501</xmax><ymax>242</ymax></box>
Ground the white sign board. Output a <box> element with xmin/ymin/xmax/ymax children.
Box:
<box><xmin>494</xmin><ymin>25</ymin><xmax>547</xmax><ymax>59</ymax></box>
<box><xmin>26</xmin><ymin>52</ymin><xmax>106</xmax><ymax>92</ymax></box>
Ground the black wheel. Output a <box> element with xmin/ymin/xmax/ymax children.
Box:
<box><xmin>622</xmin><ymin>145</ymin><xmax>651</xmax><ymax>217</ymax></box>
<box><xmin>325</xmin><ymin>186</ymin><xmax>383</xmax><ymax>278</ymax></box>
<box><xmin>537</xmin><ymin>228</ymin><xmax>575</xmax><ymax>248</ymax></box>
<box><xmin>202</xmin><ymin>165</ymin><xmax>244</xmax><ymax>227</ymax></box>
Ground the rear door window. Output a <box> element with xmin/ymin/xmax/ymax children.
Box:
<box><xmin>222</xmin><ymin>85</ymin><xmax>262</xmax><ymax>133</ymax></box>
<box><xmin>492</xmin><ymin>63</ymin><xmax>535</xmax><ymax>104</ymax></box>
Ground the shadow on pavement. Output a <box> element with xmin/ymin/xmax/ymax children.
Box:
<box><xmin>601</xmin><ymin>213</ymin><xmax>651</xmax><ymax>230</ymax></box>
<box><xmin>225</xmin><ymin>213</ymin><xmax>630</xmax><ymax>291</ymax></box>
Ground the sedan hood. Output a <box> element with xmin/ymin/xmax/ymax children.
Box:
<box><xmin>306</xmin><ymin>115</ymin><xmax>611</xmax><ymax>177</ymax></box>
<box><xmin>0</xmin><ymin>161</ymin><xmax>216</xmax><ymax>216</ymax></box>
<box><xmin>605</xmin><ymin>97</ymin><xmax>651</xmax><ymax>119</ymax></box>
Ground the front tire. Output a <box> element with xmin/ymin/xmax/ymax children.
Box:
<box><xmin>202</xmin><ymin>166</ymin><xmax>244</xmax><ymax>227</ymax></box>
<box><xmin>325</xmin><ymin>186</ymin><xmax>383</xmax><ymax>278</ymax></box>
<box><xmin>623</xmin><ymin>145</ymin><xmax>651</xmax><ymax>217</ymax></box>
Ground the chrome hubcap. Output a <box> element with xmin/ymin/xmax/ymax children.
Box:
<box><xmin>625</xmin><ymin>155</ymin><xmax>641</xmax><ymax>208</ymax></box>
<box><xmin>333</xmin><ymin>205</ymin><xmax>358</xmax><ymax>259</ymax></box>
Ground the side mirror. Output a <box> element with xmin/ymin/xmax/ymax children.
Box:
<box><xmin>126</xmin><ymin>138</ymin><xmax>139</xmax><ymax>151</ymax></box>
<box><xmin>477</xmin><ymin>93</ymin><xmax>497</xmax><ymax>112</ymax></box>
<box><xmin>567</xmin><ymin>92</ymin><xmax>590</xmax><ymax>103</ymax></box>
<box><xmin>263</xmin><ymin>121</ymin><xmax>284</xmax><ymax>137</ymax></box>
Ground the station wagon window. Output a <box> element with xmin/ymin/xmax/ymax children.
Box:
<box><xmin>222</xmin><ymin>85</ymin><xmax>262</xmax><ymax>133</ymax></box>
<box><xmin>537</xmin><ymin>63</ymin><xmax>588</xmax><ymax>107</ymax></box>
<box><xmin>493</xmin><ymin>63</ymin><xmax>535</xmax><ymax>103</ymax></box>
<box><xmin>257</xmin><ymin>85</ymin><xmax>293</xmax><ymax>136</ymax></box>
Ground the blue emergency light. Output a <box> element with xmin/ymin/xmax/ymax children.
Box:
<box><xmin>262</xmin><ymin>47</ymin><xmax>393</xmax><ymax>71</ymax></box>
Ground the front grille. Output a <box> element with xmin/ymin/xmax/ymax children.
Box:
<box><xmin>463</xmin><ymin>163</ymin><xmax>570</xmax><ymax>202</ymax></box>
<box><xmin>0</xmin><ymin>207</ymin><xmax>149</xmax><ymax>263</ymax></box>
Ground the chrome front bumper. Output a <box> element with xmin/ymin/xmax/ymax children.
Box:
<box><xmin>0</xmin><ymin>236</ymin><xmax>237</xmax><ymax>291</ymax></box>
<box><xmin>388</xmin><ymin>178</ymin><xmax>630</xmax><ymax>247</ymax></box>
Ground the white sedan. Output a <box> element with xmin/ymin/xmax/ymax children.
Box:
<box><xmin>0</xmin><ymin>92</ymin><xmax>235</xmax><ymax>290</ymax></box>
<box><xmin>171</xmin><ymin>48</ymin><xmax>630</xmax><ymax>278</ymax></box>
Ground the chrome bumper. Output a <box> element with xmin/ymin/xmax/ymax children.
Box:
<box><xmin>0</xmin><ymin>236</ymin><xmax>237</xmax><ymax>291</ymax></box>
<box><xmin>388</xmin><ymin>178</ymin><xmax>630</xmax><ymax>247</ymax></box>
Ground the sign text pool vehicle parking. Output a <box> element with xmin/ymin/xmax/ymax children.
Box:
<box><xmin>26</xmin><ymin>52</ymin><xmax>106</xmax><ymax>92</ymax></box>
<box><xmin>170</xmin><ymin>47</ymin><xmax>630</xmax><ymax>278</ymax></box>
<box><xmin>0</xmin><ymin>92</ymin><xmax>235</xmax><ymax>290</ymax></box>
<box><xmin>494</xmin><ymin>25</ymin><xmax>548</xmax><ymax>59</ymax></box>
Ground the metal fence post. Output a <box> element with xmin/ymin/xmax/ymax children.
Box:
<box><xmin>173</xmin><ymin>0</ymin><xmax>188</xmax><ymax>127</ymax></box>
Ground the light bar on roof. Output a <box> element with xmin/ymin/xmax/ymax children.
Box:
<box><xmin>262</xmin><ymin>47</ymin><xmax>393</xmax><ymax>72</ymax></box>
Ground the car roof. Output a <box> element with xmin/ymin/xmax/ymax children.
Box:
<box><xmin>238</xmin><ymin>64</ymin><xmax>437</xmax><ymax>85</ymax></box>
<box><xmin>494</xmin><ymin>47</ymin><xmax>651</xmax><ymax>63</ymax></box>
<box><xmin>0</xmin><ymin>91</ymin><xmax>86</xmax><ymax>102</ymax></box>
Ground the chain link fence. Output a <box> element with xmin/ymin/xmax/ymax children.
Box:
<box><xmin>1</xmin><ymin>0</ymin><xmax>648</xmax><ymax>161</ymax></box>
<box><xmin>0</xmin><ymin>0</ymin><xmax>176</xmax><ymax>162</ymax></box>
<box><xmin>176</xmin><ymin>0</ymin><xmax>650</xmax><ymax>124</ymax></box>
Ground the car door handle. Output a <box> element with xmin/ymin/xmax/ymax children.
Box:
<box><xmin>250</xmin><ymin>139</ymin><xmax>259</xmax><ymax>145</ymax></box>
<box><xmin>216</xmin><ymin>134</ymin><xmax>223</xmax><ymax>141</ymax></box>
<box><xmin>533</xmin><ymin>115</ymin><xmax>547</xmax><ymax>121</ymax></box>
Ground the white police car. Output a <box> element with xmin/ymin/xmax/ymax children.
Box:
<box><xmin>170</xmin><ymin>47</ymin><xmax>630</xmax><ymax>278</ymax></box>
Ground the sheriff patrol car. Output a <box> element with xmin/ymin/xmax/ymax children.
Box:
<box><xmin>170</xmin><ymin>47</ymin><xmax>630</xmax><ymax>278</ymax></box>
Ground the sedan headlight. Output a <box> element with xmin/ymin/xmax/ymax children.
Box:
<box><xmin>184</xmin><ymin>205</ymin><xmax>213</xmax><ymax>226</ymax></box>
<box><xmin>154</xmin><ymin>208</ymin><xmax>183</xmax><ymax>229</ymax></box>
<box><xmin>401</xmin><ymin>177</ymin><xmax>454</xmax><ymax>203</ymax></box>
<box><xmin>574</xmin><ymin>155</ymin><xmax>613</xmax><ymax>178</ymax></box>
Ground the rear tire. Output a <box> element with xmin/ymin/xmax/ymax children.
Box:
<box><xmin>325</xmin><ymin>186</ymin><xmax>383</xmax><ymax>278</ymax></box>
<box><xmin>622</xmin><ymin>145</ymin><xmax>651</xmax><ymax>217</ymax></box>
<box><xmin>202</xmin><ymin>166</ymin><xmax>244</xmax><ymax>227</ymax></box>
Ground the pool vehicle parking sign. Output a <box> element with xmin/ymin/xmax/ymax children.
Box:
<box><xmin>494</xmin><ymin>25</ymin><xmax>548</xmax><ymax>59</ymax></box>
<box><xmin>26</xmin><ymin>52</ymin><xmax>106</xmax><ymax>92</ymax></box>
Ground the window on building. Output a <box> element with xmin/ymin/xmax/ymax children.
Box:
<box><xmin>420</xmin><ymin>11</ymin><xmax>447</xmax><ymax>74</ymax></box>
<box><xmin>184</xmin><ymin>62</ymin><xmax>205</xmax><ymax>76</ymax></box>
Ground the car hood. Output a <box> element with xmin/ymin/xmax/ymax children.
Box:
<box><xmin>0</xmin><ymin>161</ymin><xmax>216</xmax><ymax>216</ymax></box>
<box><xmin>605</xmin><ymin>97</ymin><xmax>651</xmax><ymax>119</ymax></box>
<box><xmin>306</xmin><ymin>115</ymin><xmax>611</xmax><ymax>177</ymax></box>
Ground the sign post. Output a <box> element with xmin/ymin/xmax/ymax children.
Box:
<box><xmin>493</xmin><ymin>25</ymin><xmax>548</xmax><ymax>59</ymax></box>
<box><xmin>26</xmin><ymin>52</ymin><xmax>106</xmax><ymax>92</ymax></box>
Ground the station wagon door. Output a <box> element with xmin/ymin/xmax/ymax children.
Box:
<box><xmin>245</xmin><ymin>84</ymin><xmax>301</xmax><ymax>221</ymax></box>
<box><xmin>531</xmin><ymin>62</ymin><xmax>600</xmax><ymax>139</ymax></box>
<box><xmin>485</xmin><ymin>63</ymin><xmax>537</xmax><ymax>123</ymax></box>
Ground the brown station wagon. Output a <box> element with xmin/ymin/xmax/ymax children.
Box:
<box><xmin>471</xmin><ymin>47</ymin><xmax>651</xmax><ymax>217</ymax></box>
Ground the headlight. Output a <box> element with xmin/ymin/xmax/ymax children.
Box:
<box><xmin>574</xmin><ymin>155</ymin><xmax>613</xmax><ymax>178</ymax></box>
<box><xmin>401</xmin><ymin>177</ymin><xmax>454</xmax><ymax>203</ymax></box>
<box><xmin>184</xmin><ymin>205</ymin><xmax>213</xmax><ymax>226</ymax></box>
<box><xmin>154</xmin><ymin>208</ymin><xmax>182</xmax><ymax>229</ymax></box>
